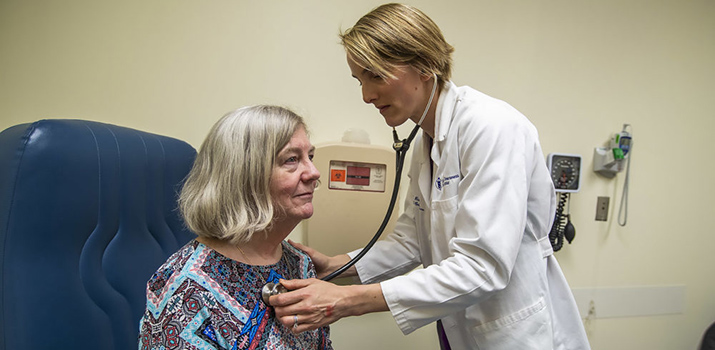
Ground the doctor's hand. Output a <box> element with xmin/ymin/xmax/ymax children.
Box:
<box><xmin>288</xmin><ymin>240</ymin><xmax>353</xmax><ymax>279</ymax></box>
<box><xmin>270</xmin><ymin>278</ymin><xmax>345</xmax><ymax>333</ymax></box>
<box><xmin>270</xmin><ymin>278</ymin><xmax>388</xmax><ymax>333</ymax></box>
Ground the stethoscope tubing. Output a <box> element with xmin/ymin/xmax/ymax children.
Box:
<box><xmin>321</xmin><ymin>124</ymin><xmax>420</xmax><ymax>281</ymax></box>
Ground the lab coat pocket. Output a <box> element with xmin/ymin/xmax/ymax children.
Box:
<box><xmin>425</xmin><ymin>196</ymin><xmax>458</xmax><ymax>262</ymax></box>
<box><xmin>431</xmin><ymin>195</ymin><xmax>459</xmax><ymax>236</ymax></box>
<box><xmin>471</xmin><ymin>298</ymin><xmax>552</xmax><ymax>350</ymax></box>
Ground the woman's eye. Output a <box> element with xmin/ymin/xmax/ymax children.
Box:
<box><xmin>285</xmin><ymin>156</ymin><xmax>298</xmax><ymax>164</ymax></box>
<box><xmin>308</xmin><ymin>154</ymin><xmax>314</xmax><ymax>162</ymax></box>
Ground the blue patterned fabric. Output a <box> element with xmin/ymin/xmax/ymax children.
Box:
<box><xmin>139</xmin><ymin>240</ymin><xmax>332</xmax><ymax>350</ymax></box>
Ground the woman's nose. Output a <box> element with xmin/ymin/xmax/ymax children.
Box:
<box><xmin>303</xmin><ymin>160</ymin><xmax>320</xmax><ymax>182</ymax></box>
<box><xmin>362</xmin><ymin>85</ymin><xmax>377</xmax><ymax>104</ymax></box>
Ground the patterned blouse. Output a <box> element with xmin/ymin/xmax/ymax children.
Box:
<box><xmin>138</xmin><ymin>240</ymin><xmax>333</xmax><ymax>350</ymax></box>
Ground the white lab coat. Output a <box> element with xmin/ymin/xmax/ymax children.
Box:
<box><xmin>349</xmin><ymin>82</ymin><xmax>590</xmax><ymax>349</ymax></box>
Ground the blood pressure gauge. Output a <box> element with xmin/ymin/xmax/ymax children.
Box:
<box><xmin>547</xmin><ymin>153</ymin><xmax>582</xmax><ymax>193</ymax></box>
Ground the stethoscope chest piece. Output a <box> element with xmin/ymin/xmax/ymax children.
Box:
<box><xmin>261</xmin><ymin>282</ymin><xmax>287</xmax><ymax>306</ymax></box>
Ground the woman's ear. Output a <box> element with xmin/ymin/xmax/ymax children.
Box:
<box><xmin>421</xmin><ymin>72</ymin><xmax>436</xmax><ymax>82</ymax></box>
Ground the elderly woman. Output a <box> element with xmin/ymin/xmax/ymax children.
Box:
<box><xmin>138</xmin><ymin>105</ymin><xmax>331</xmax><ymax>349</ymax></box>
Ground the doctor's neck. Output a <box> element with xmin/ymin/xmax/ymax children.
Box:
<box><xmin>419</xmin><ymin>108</ymin><xmax>437</xmax><ymax>139</ymax></box>
<box><xmin>412</xmin><ymin>73</ymin><xmax>440</xmax><ymax>139</ymax></box>
<box><xmin>415</xmin><ymin>89</ymin><xmax>439</xmax><ymax>139</ymax></box>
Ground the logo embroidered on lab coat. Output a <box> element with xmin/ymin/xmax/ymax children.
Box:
<box><xmin>435</xmin><ymin>174</ymin><xmax>459</xmax><ymax>190</ymax></box>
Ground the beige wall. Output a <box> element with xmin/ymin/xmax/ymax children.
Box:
<box><xmin>1</xmin><ymin>0</ymin><xmax>714</xmax><ymax>349</ymax></box>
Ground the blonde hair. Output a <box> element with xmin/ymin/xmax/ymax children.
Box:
<box><xmin>179</xmin><ymin>105</ymin><xmax>306</xmax><ymax>244</ymax></box>
<box><xmin>340</xmin><ymin>3</ymin><xmax>454</xmax><ymax>90</ymax></box>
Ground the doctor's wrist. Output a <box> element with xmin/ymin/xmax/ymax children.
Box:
<box><xmin>344</xmin><ymin>283</ymin><xmax>388</xmax><ymax>317</ymax></box>
<box><xmin>327</xmin><ymin>254</ymin><xmax>356</xmax><ymax>277</ymax></box>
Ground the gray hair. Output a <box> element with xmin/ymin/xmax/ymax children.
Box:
<box><xmin>179</xmin><ymin>105</ymin><xmax>306</xmax><ymax>244</ymax></box>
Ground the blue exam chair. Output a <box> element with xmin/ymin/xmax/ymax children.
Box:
<box><xmin>0</xmin><ymin>119</ymin><xmax>197</xmax><ymax>349</ymax></box>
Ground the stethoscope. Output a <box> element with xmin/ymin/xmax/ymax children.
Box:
<box><xmin>262</xmin><ymin>74</ymin><xmax>439</xmax><ymax>305</ymax></box>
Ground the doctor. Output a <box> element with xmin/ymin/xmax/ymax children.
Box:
<box><xmin>271</xmin><ymin>3</ymin><xmax>590</xmax><ymax>349</ymax></box>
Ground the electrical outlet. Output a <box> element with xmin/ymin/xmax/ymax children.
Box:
<box><xmin>596</xmin><ymin>196</ymin><xmax>609</xmax><ymax>221</ymax></box>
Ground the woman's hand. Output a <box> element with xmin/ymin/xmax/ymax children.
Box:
<box><xmin>270</xmin><ymin>278</ymin><xmax>388</xmax><ymax>333</ymax></box>
<box><xmin>288</xmin><ymin>240</ymin><xmax>353</xmax><ymax>279</ymax></box>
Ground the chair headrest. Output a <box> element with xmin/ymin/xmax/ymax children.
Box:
<box><xmin>0</xmin><ymin>119</ymin><xmax>197</xmax><ymax>349</ymax></box>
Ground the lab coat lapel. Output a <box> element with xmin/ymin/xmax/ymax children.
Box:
<box><xmin>416</xmin><ymin>133</ymin><xmax>432</xmax><ymax>203</ymax></box>
<box><xmin>434</xmin><ymin>81</ymin><xmax>459</xmax><ymax>144</ymax></box>
<box><xmin>429</xmin><ymin>81</ymin><xmax>459</xmax><ymax>180</ymax></box>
